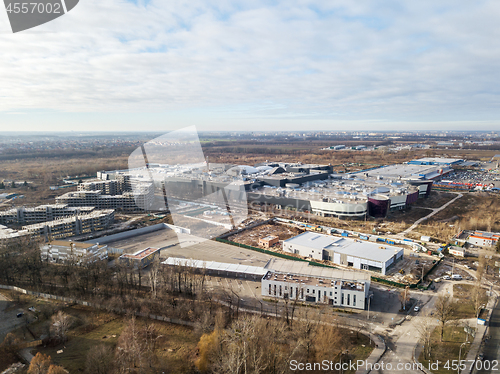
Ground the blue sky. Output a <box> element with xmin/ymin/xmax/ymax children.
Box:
<box><xmin>1</xmin><ymin>0</ymin><xmax>500</xmax><ymax>132</ymax></box>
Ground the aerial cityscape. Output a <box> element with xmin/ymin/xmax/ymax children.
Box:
<box><xmin>1</xmin><ymin>1</ymin><xmax>500</xmax><ymax>374</ymax></box>
<box><xmin>0</xmin><ymin>130</ymin><xmax>499</xmax><ymax>374</ymax></box>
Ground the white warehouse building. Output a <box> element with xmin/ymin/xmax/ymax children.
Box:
<box><xmin>283</xmin><ymin>232</ymin><xmax>404</xmax><ymax>275</ymax></box>
<box><xmin>262</xmin><ymin>259</ymin><xmax>371</xmax><ymax>309</ymax></box>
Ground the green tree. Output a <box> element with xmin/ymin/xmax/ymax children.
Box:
<box><xmin>496</xmin><ymin>239</ymin><xmax>500</xmax><ymax>253</ymax></box>
<box><xmin>10</xmin><ymin>181</ymin><xmax>15</xmax><ymax>188</ymax></box>
<box><xmin>0</xmin><ymin>181</ymin><xmax>4</xmax><ymax>189</ymax></box>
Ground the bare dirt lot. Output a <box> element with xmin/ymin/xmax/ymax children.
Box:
<box><xmin>227</xmin><ymin>222</ymin><xmax>303</xmax><ymax>248</ymax></box>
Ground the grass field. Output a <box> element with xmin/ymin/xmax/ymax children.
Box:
<box><xmin>33</xmin><ymin>306</ymin><xmax>198</xmax><ymax>374</ymax></box>
<box><xmin>419</xmin><ymin>325</ymin><xmax>473</xmax><ymax>374</ymax></box>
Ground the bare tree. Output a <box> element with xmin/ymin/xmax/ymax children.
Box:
<box><xmin>85</xmin><ymin>344</ymin><xmax>113</xmax><ymax>374</ymax></box>
<box><xmin>398</xmin><ymin>287</ymin><xmax>410</xmax><ymax>310</ymax></box>
<box><xmin>115</xmin><ymin>317</ymin><xmax>143</xmax><ymax>373</ymax></box>
<box><xmin>148</xmin><ymin>258</ymin><xmax>160</xmax><ymax>299</ymax></box>
<box><xmin>416</xmin><ymin>315</ymin><xmax>434</xmax><ymax>359</ymax></box>
<box><xmin>434</xmin><ymin>294</ymin><xmax>455</xmax><ymax>341</ymax></box>
<box><xmin>50</xmin><ymin>311</ymin><xmax>72</xmax><ymax>343</ymax></box>
<box><xmin>471</xmin><ymin>281</ymin><xmax>487</xmax><ymax>319</ymax></box>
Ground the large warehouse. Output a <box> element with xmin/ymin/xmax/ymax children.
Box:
<box><xmin>283</xmin><ymin>232</ymin><xmax>404</xmax><ymax>275</ymax></box>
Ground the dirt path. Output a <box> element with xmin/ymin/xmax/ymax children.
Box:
<box><xmin>398</xmin><ymin>192</ymin><xmax>463</xmax><ymax>236</ymax></box>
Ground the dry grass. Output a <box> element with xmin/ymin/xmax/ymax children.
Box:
<box><xmin>419</xmin><ymin>325</ymin><xmax>473</xmax><ymax>374</ymax></box>
<box><xmin>414</xmin><ymin>193</ymin><xmax>500</xmax><ymax>241</ymax></box>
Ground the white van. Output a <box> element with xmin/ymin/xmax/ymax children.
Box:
<box><xmin>452</xmin><ymin>274</ymin><xmax>462</xmax><ymax>280</ymax></box>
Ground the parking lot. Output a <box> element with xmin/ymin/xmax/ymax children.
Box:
<box><xmin>0</xmin><ymin>292</ymin><xmax>26</xmax><ymax>343</ymax></box>
<box><xmin>108</xmin><ymin>228</ymin><xmax>274</xmax><ymax>266</ymax></box>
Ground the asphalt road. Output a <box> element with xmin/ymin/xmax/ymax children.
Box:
<box><xmin>477</xmin><ymin>298</ymin><xmax>500</xmax><ymax>374</ymax></box>
<box><xmin>0</xmin><ymin>293</ymin><xmax>26</xmax><ymax>343</ymax></box>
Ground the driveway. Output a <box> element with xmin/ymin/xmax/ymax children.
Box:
<box><xmin>0</xmin><ymin>293</ymin><xmax>26</xmax><ymax>343</ymax></box>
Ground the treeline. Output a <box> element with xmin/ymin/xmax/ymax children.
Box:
<box><xmin>0</xmin><ymin>146</ymin><xmax>135</xmax><ymax>162</ymax></box>
<box><xmin>0</xmin><ymin>238</ymin><xmax>219</xmax><ymax>325</ymax></box>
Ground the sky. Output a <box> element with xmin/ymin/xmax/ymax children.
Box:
<box><xmin>1</xmin><ymin>0</ymin><xmax>500</xmax><ymax>132</ymax></box>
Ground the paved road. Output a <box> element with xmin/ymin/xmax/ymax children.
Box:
<box><xmin>0</xmin><ymin>293</ymin><xmax>25</xmax><ymax>343</ymax></box>
<box><xmin>375</xmin><ymin>281</ymin><xmax>453</xmax><ymax>374</ymax></box>
<box><xmin>476</xmin><ymin>297</ymin><xmax>500</xmax><ymax>374</ymax></box>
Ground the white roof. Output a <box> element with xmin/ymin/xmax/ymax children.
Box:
<box><xmin>266</xmin><ymin>258</ymin><xmax>371</xmax><ymax>282</ymax></box>
<box><xmin>284</xmin><ymin>231</ymin><xmax>403</xmax><ymax>263</ymax></box>
<box><xmin>162</xmin><ymin>257</ymin><xmax>268</xmax><ymax>276</ymax></box>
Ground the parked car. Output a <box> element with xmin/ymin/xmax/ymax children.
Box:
<box><xmin>28</xmin><ymin>306</ymin><xmax>36</xmax><ymax>312</ymax></box>
<box><xmin>443</xmin><ymin>275</ymin><xmax>451</xmax><ymax>280</ymax></box>
<box><xmin>16</xmin><ymin>312</ymin><xmax>24</xmax><ymax>318</ymax></box>
<box><xmin>414</xmin><ymin>306</ymin><xmax>420</xmax><ymax>312</ymax></box>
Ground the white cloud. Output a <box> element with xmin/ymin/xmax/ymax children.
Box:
<box><xmin>0</xmin><ymin>0</ymin><xmax>500</xmax><ymax>130</ymax></box>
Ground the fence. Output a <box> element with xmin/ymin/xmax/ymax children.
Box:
<box><xmin>0</xmin><ymin>284</ymin><xmax>197</xmax><ymax>328</ymax></box>
<box><xmin>215</xmin><ymin>238</ymin><xmax>335</xmax><ymax>268</ymax></box>
<box><xmin>217</xmin><ymin>218</ymin><xmax>274</xmax><ymax>239</ymax></box>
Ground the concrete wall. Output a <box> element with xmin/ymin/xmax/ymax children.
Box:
<box><xmin>85</xmin><ymin>223</ymin><xmax>168</xmax><ymax>244</ymax></box>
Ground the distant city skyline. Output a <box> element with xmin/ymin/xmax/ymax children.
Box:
<box><xmin>1</xmin><ymin>1</ymin><xmax>500</xmax><ymax>132</ymax></box>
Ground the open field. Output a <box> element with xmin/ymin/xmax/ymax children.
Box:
<box><xmin>33</xmin><ymin>306</ymin><xmax>198</xmax><ymax>374</ymax></box>
<box><xmin>413</xmin><ymin>192</ymin><xmax>500</xmax><ymax>241</ymax></box>
<box><xmin>419</xmin><ymin>325</ymin><xmax>473</xmax><ymax>374</ymax></box>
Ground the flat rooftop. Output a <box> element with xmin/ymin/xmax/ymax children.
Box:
<box><xmin>121</xmin><ymin>247</ymin><xmax>160</xmax><ymax>260</ymax></box>
<box><xmin>411</xmin><ymin>157</ymin><xmax>463</xmax><ymax>164</ymax></box>
<box><xmin>45</xmin><ymin>240</ymin><xmax>103</xmax><ymax>249</ymax></box>
<box><xmin>362</xmin><ymin>163</ymin><xmax>447</xmax><ymax>180</ymax></box>
<box><xmin>284</xmin><ymin>231</ymin><xmax>403</xmax><ymax>263</ymax></box>
<box><xmin>264</xmin><ymin>271</ymin><xmax>365</xmax><ymax>292</ymax></box>
<box><xmin>265</xmin><ymin>258</ymin><xmax>371</xmax><ymax>282</ymax></box>
<box><xmin>104</xmin><ymin>228</ymin><xmax>273</xmax><ymax>267</ymax></box>
<box><xmin>162</xmin><ymin>257</ymin><xmax>268</xmax><ymax>277</ymax></box>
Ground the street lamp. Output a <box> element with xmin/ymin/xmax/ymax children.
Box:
<box><xmin>458</xmin><ymin>341</ymin><xmax>470</xmax><ymax>374</ymax></box>
<box><xmin>367</xmin><ymin>293</ymin><xmax>374</xmax><ymax>320</ymax></box>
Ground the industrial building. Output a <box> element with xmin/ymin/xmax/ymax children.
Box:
<box><xmin>408</xmin><ymin>158</ymin><xmax>463</xmax><ymax>166</ymax></box>
<box><xmin>40</xmin><ymin>240</ymin><xmax>108</xmax><ymax>264</ymax></box>
<box><xmin>283</xmin><ymin>232</ymin><xmax>404</xmax><ymax>275</ymax></box>
<box><xmin>0</xmin><ymin>204</ymin><xmax>94</xmax><ymax>226</ymax></box>
<box><xmin>467</xmin><ymin>231</ymin><xmax>499</xmax><ymax>247</ymax></box>
<box><xmin>259</xmin><ymin>235</ymin><xmax>279</xmax><ymax>248</ymax></box>
<box><xmin>119</xmin><ymin>247</ymin><xmax>161</xmax><ymax>268</ymax></box>
<box><xmin>162</xmin><ymin>257</ymin><xmax>268</xmax><ymax>280</ymax></box>
<box><xmin>262</xmin><ymin>259</ymin><xmax>371</xmax><ymax>309</ymax></box>
<box><xmin>22</xmin><ymin>209</ymin><xmax>115</xmax><ymax>240</ymax></box>
<box><xmin>162</xmin><ymin>256</ymin><xmax>370</xmax><ymax>309</ymax></box>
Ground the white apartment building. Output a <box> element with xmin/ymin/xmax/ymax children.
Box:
<box><xmin>23</xmin><ymin>210</ymin><xmax>115</xmax><ymax>240</ymax></box>
<box><xmin>40</xmin><ymin>240</ymin><xmax>108</xmax><ymax>264</ymax></box>
<box><xmin>0</xmin><ymin>204</ymin><xmax>94</xmax><ymax>226</ymax></box>
<box><xmin>56</xmin><ymin>184</ymin><xmax>154</xmax><ymax>211</ymax></box>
